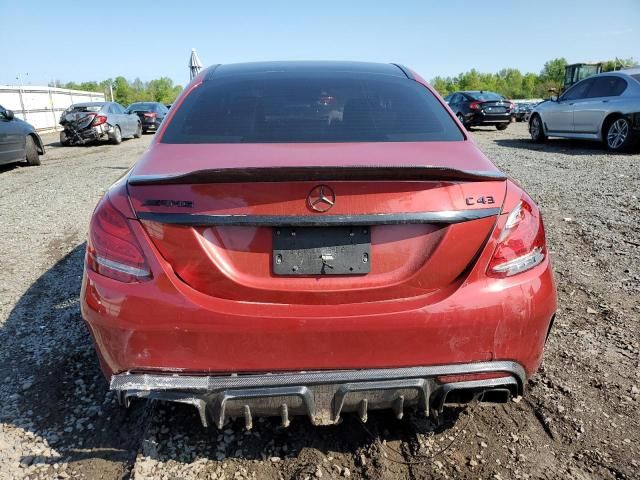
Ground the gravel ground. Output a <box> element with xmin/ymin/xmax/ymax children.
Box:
<box><xmin>0</xmin><ymin>123</ymin><xmax>638</xmax><ymax>480</ymax></box>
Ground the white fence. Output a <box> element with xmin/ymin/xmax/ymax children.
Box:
<box><xmin>0</xmin><ymin>85</ymin><xmax>106</xmax><ymax>132</ymax></box>
<box><xmin>512</xmin><ymin>98</ymin><xmax>544</xmax><ymax>104</ymax></box>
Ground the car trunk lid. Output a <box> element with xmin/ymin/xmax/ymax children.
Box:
<box><xmin>62</xmin><ymin>111</ymin><xmax>98</xmax><ymax>129</ymax></box>
<box><xmin>477</xmin><ymin>100</ymin><xmax>511</xmax><ymax>115</ymax></box>
<box><xmin>129</xmin><ymin>109</ymin><xmax>155</xmax><ymax>122</ymax></box>
<box><xmin>128</xmin><ymin>142</ymin><xmax>506</xmax><ymax>305</ymax></box>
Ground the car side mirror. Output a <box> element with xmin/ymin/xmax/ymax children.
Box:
<box><xmin>4</xmin><ymin>109</ymin><xmax>15</xmax><ymax>120</ymax></box>
<box><xmin>550</xmin><ymin>95</ymin><xmax>559</xmax><ymax>102</ymax></box>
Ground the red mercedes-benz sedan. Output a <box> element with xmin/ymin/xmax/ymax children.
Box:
<box><xmin>81</xmin><ymin>62</ymin><xmax>556</xmax><ymax>428</ymax></box>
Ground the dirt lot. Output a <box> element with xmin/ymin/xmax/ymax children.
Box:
<box><xmin>0</xmin><ymin>123</ymin><xmax>638</xmax><ymax>480</ymax></box>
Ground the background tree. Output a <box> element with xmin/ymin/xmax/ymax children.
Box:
<box><xmin>147</xmin><ymin>77</ymin><xmax>182</xmax><ymax>104</ymax></box>
<box><xmin>602</xmin><ymin>57</ymin><xmax>638</xmax><ymax>72</ymax></box>
<box><xmin>430</xmin><ymin>56</ymin><xmax>635</xmax><ymax>100</ymax></box>
<box><xmin>521</xmin><ymin>73</ymin><xmax>537</xmax><ymax>98</ymax></box>
<box><xmin>131</xmin><ymin>78</ymin><xmax>149</xmax><ymax>102</ymax></box>
<box><xmin>538</xmin><ymin>58</ymin><xmax>567</xmax><ymax>84</ymax></box>
<box><xmin>57</xmin><ymin>76</ymin><xmax>183</xmax><ymax>105</ymax></box>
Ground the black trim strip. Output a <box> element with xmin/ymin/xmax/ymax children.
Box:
<box><xmin>128</xmin><ymin>166</ymin><xmax>506</xmax><ymax>186</ymax></box>
<box><xmin>137</xmin><ymin>208</ymin><xmax>500</xmax><ymax>227</ymax></box>
<box><xmin>110</xmin><ymin>360</ymin><xmax>526</xmax><ymax>392</ymax></box>
<box><xmin>391</xmin><ymin>63</ymin><xmax>415</xmax><ymax>80</ymax></box>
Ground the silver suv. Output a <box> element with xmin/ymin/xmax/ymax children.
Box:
<box><xmin>529</xmin><ymin>69</ymin><xmax>640</xmax><ymax>151</ymax></box>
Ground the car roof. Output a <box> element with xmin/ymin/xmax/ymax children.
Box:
<box><xmin>204</xmin><ymin>61</ymin><xmax>409</xmax><ymax>81</ymax></box>
<box><xmin>575</xmin><ymin>69</ymin><xmax>640</xmax><ymax>89</ymax></box>
<box><xmin>71</xmin><ymin>102</ymin><xmax>107</xmax><ymax>107</ymax></box>
<box><xmin>615</xmin><ymin>67</ymin><xmax>640</xmax><ymax>76</ymax></box>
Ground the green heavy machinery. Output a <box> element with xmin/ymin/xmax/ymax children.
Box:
<box><xmin>563</xmin><ymin>62</ymin><xmax>603</xmax><ymax>90</ymax></box>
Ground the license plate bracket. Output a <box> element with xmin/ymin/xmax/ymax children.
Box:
<box><xmin>273</xmin><ymin>227</ymin><xmax>371</xmax><ymax>275</ymax></box>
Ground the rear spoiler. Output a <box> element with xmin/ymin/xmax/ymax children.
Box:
<box><xmin>128</xmin><ymin>166</ymin><xmax>507</xmax><ymax>185</ymax></box>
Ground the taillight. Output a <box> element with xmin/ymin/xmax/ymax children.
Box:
<box><xmin>487</xmin><ymin>196</ymin><xmax>546</xmax><ymax>278</ymax></box>
<box><xmin>469</xmin><ymin>101</ymin><xmax>482</xmax><ymax>110</ymax></box>
<box><xmin>86</xmin><ymin>194</ymin><xmax>151</xmax><ymax>282</ymax></box>
<box><xmin>92</xmin><ymin>115</ymin><xmax>107</xmax><ymax>126</ymax></box>
<box><xmin>143</xmin><ymin>112</ymin><xmax>157</xmax><ymax>118</ymax></box>
<box><xmin>318</xmin><ymin>95</ymin><xmax>335</xmax><ymax>106</ymax></box>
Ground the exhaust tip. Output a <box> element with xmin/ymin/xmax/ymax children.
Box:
<box><xmin>479</xmin><ymin>388</ymin><xmax>512</xmax><ymax>404</ymax></box>
<box><xmin>433</xmin><ymin>376</ymin><xmax>520</xmax><ymax>413</ymax></box>
<box><xmin>442</xmin><ymin>386</ymin><xmax>514</xmax><ymax>405</ymax></box>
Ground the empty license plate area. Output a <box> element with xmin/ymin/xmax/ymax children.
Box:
<box><xmin>272</xmin><ymin>227</ymin><xmax>371</xmax><ymax>275</ymax></box>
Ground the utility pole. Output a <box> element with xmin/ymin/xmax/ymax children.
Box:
<box><xmin>109</xmin><ymin>83</ymin><xmax>114</xmax><ymax>102</ymax></box>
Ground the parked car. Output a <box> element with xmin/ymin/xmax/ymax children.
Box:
<box><xmin>81</xmin><ymin>61</ymin><xmax>557</xmax><ymax>428</ymax></box>
<box><xmin>529</xmin><ymin>69</ymin><xmax>640</xmax><ymax>151</ymax></box>
<box><xmin>59</xmin><ymin>102</ymin><xmax>141</xmax><ymax>146</ymax></box>
<box><xmin>125</xmin><ymin>102</ymin><xmax>169</xmax><ymax>133</ymax></box>
<box><xmin>0</xmin><ymin>104</ymin><xmax>45</xmax><ymax>166</ymax></box>
<box><xmin>444</xmin><ymin>91</ymin><xmax>514</xmax><ymax>130</ymax></box>
<box><xmin>513</xmin><ymin>103</ymin><xmax>535</xmax><ymax>122</ymax></box>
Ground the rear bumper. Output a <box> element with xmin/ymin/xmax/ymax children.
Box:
<box><xmin>466</xmin><ymin>112</ymin><xmax>511</xmax><ymax>126</ymax></box>
<box><xmin>112</xmin><ymin>360</ymin><xmax>524</xmax><ymax>427</ymax></box>
<box><xmin>141</xmin><ymin>120</ymin><xmax>161</xmax><ymax>130</ymax></box>
<box><xmin>82</xmin><ymin>267</ymin><xmax>555</xmax><ymax>377</ymax></box>
<box><xmin>63</xmin><ymin>124</ymin><xmax>109</xmax><ymax>143</ymax></box>
<box><xmin>81</xmin><ymin>207</ymin><xmax>557</xmax><ymax>425</ymax></box>
<box><xmin>81</xmin><ymin>222</ymin><xmax>556</xmax><ymax>377</ymax></box>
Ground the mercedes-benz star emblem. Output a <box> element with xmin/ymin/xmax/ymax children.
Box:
<box><xmin>307</xmin><ymin>184</ymin><xmax>336</xmax><ymax>213</ymax></box>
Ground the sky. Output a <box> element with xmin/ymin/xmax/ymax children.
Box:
<box><xmin>1</xmin><ymin>0</ymin><xmax>639</xmax><ymax>87</ymax></box>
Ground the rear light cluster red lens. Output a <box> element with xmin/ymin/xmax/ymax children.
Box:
<box><xmin>86</xmin><ymin>195</ymin><xmax>151</xmax><ymax>282</ymax></box>
<box><xmin>469</xmin><ymin>101</ymin><xmax>482</xmax><ymax>110</ymax></box>
<box><xmin>488</xmin><ymin>196</ymin><xmax>546</xmax><ymax>278</ymax></box>
<box><xmin>92</xmin><ymin>115</ymin><xmax>108</xmax><ymax>126</ymax></box>
<box><xmin>318</xmin><ymin>95</ymin><xmax>335</xmax><ymax>106</ymax></box>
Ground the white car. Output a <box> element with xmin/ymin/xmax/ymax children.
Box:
<box><xmin>529</xmin><ymin>69</ymin><xmax>640</xmax><ymax>151</ymax></box>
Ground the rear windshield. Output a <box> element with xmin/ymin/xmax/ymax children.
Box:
<box><xmin>162</xmin><ymin>73</ymin><xmax>463</xmax><ymax>143</ymax></box>
<box><xmin>68</xmin><ymin>105</ymin><xmax>102</xmax><ymax>113</ymax></box>
<box><xmin>467</xmin><ymin>92</ymin><xmax>503</xmax><ymax>101</ymax></box>
<box><xmin>127</xmin><ymin>102</ymin><xmax>157</xmax><ymax>112</ymax></box>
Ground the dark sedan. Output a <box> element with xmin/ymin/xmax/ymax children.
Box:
<box><xmin>0</xmin><ymin>104</ymin><xmax>45</xmax><ymax>166</ymax></box>
<box><xmin>445</xmin><ymin>91</ymin><xmax>514</xmax><ymax>130</ymax></box>
<box><xmin>125</xmin><ymin>102</ymin><xmax>169</xmax><ymax>133</ymax></box>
